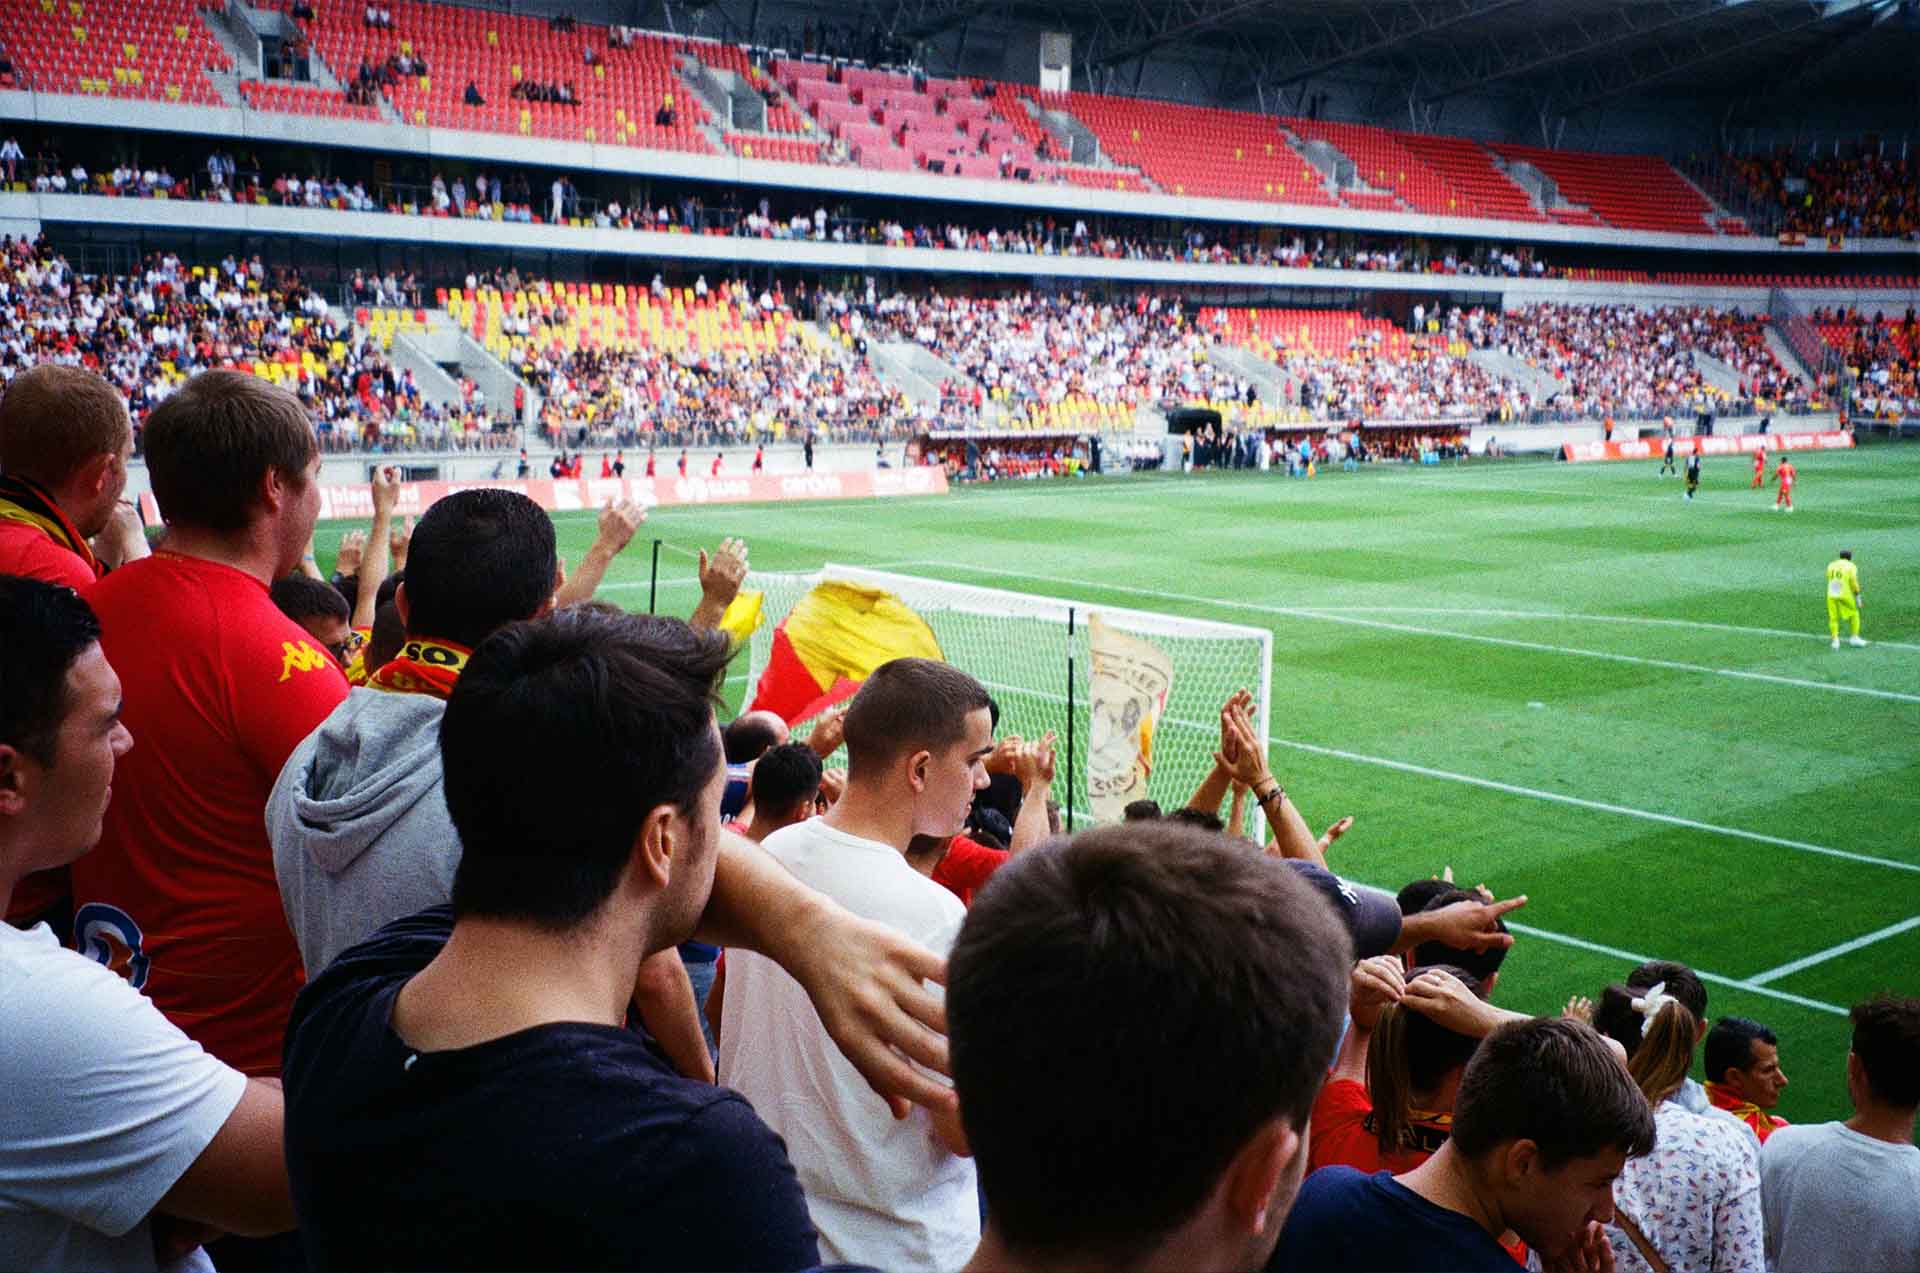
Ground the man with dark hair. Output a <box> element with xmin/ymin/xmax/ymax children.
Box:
<box><xmin>721</xmin><ymin>707</ymin><xmax>790</xmax><ymax>820</ymax></box>
<box><xmin>953</xmin><ymin>822</ymin><xmax>1352</xmax><ymax>1270</ymax></box>
<box><xmin>1121</xmin><ymin>797</ymin><xmax>1163</xmax><ymax>821</ymax></box>
<box><xmin>1411</xmin><ymin>886</ymin><xmax>1511</xmax><ymax>995</ymax></box>
<box><xmin>0</xmin><ymin>576</ymin><xmax>293</xmax><ymax>1268</ymax></box>
<box><xmin>1705</xmin><ymin>1017</ymin><xmax>1790</xmax><ymax>1142</ymax></box>
<box><xmin>721</xmin><ymin>656</ymin><xmax>994</xmax><ymax>1270</ymax></box>
<box><xmin>271</xmin><ymin>574</ymin><xmax>353</xmax><ymax>665</ymax></box>
<box><xmin>74</xmin><ymin>369</ymin><xmax>349</xmax><ymax>1077</ymax></box>
<box><xmin>284</xmin><ymin>608</ymin><xmax>967</xmax><ymax>1268</ymax></box>
<box><xmin>1272</xmin><ymin>1017</ymin><xmax>1655</xmax><ymax>1271</ymax></box>
<box><xmin>0</xmin><ymin>365</ymin><xmax>149</xmax><ymax>932</ymax></box>
<box><xmin>744</xmin><ymin>742</ymin><xmax>823</xmax><ymax>840</ymax></box>
<box><xmin>1761</xmin><ymin>995</ymin><xmax>1920</xmax><ymax>1270</ymax></box>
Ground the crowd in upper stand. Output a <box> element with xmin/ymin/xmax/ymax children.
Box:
<box><xmin>1731</xmin><ymin>148</ymin><xmax>1920</xmax><ymax>240</ymax></box>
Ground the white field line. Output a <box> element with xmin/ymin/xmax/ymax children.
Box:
<box><xmin>1305</xmin><ymin>607</ymin><xmax>1920</xmax><ymax>653</ymax></box>
<box><xmin>1745</xmin><ymin>915</ymin><xmax>1920</xmax><ymax>986</ymax></box>
<box><xmin>886</xmin><ymin>561</ymin><xmax>1920</xmax><ymax>705</ymax></box>
<box><xmin>1502</xmin><ymin>922</ymin><xmax>1849</xmax><ymax>1017</ymax></box>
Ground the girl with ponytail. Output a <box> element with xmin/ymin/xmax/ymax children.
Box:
<box><xmin>1591</xmin><ymin>982</ymin><xmax>1765</xmax><ymax>1273</ymax></box>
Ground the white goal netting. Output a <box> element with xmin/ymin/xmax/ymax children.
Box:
<box><xmin>740</xmin><ymin>564</ymin><xmax>1274</xmax><ymax>831</ymax></box>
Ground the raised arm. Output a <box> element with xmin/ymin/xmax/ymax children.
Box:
<box><xmin>688</xmin><ymin>536</ymin><xmax>748</xmax><ymax>632</ymax></box>
<box><xmin>553</xmin><ymin>497</ymin><xmax>646</xmax><ymax>608</ymax></box>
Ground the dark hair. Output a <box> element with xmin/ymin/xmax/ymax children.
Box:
<box><xmin>0</xmin><ymin>364</ymin><xmax>130</xmax><ymax>487</ymax></box>
<box><xmin>1412</xmin><ymin>888</ymin><xmax>1510</xmax><ymax>984</ymax></box>
<box><xmin>842</xmin><ymin>657</ymin><xmax>990</xmax><ymax>778</ymax></box>
<box><xmin>1839</xmin><ymin>549</ymin><xmax>1852</xmax><ymax>561</ymax></box>
<box><xmin>1704</xmin><ymin>1017</ymin><xmax>1778</xmax><ymax>1086</ymax></box>
<box><xmin>1163</xmin><ymin>807</ymin><xmax>1225</xmax><ymax>833</ymax></box>
<box><xmin>365</xmin><ymin>599</ymin><xmax>406</xmax><ymax>674</ymax></box>
<box><xmin>722</xmin><ymin>712</ymin><xmax>786</xmax><ymax>764</ymax></box>
<box><xmin>1593</xmin><ymin>984</ymin><xmax>1698</xmax><ymax>1105</ymax></box>
<box><xmin>1396</xmin><ymin>876</ymin><xmax>1455</xmax><ymax>917</ymax></box>
<box><xmin>1121</xmin><ymin>798</ymin><xmax>1162</xmax><ymax>822</ymax></box>
<box><xmin>270</xmin><ymin>575</ymin><xmax>349</xmax><ymax>625</ymax></box>
<box><xmin>948</xmin><ymin>822</ymin><xmax>1351</xmax><ymax>1260</ymax></box>
<box><xmin>402</xmin><ymin>490</ymin><xmax>557</xmax><ymax>649</ymax></box>
<box><xmin>748</xmin><ymin>742</ymin><xmax>821</xmax><ymax>818</ymax></box>
<box><xmin>1850</xmin><ymin>994</ymin><xmax>1920</xmax><ymax>1108</ymax></box>
<box><xmin>1450</xmin><ymin>1017</ymin><xmax>1656</xmax><ymax>1170</ymax></box>
<box><xmin>442</xmin><ymin>608</ymin><xmax>731</xmax><ymax>930</ymax></box>
<box><xmin>143</xmin><ymin>370</ymin><xmax>316</xmax><ymax>531</ymax></box>
<box><xmin>0</xmin><ymin>575</ymin><xmax>101</xmax><ymax>765</ymax></box>
<box><xmin>1368</xmin><ymin>965</ymin><xmax>1486</xmax><ymax>1157</ymax></box>
<box><xmin>1627</xmin><ymin>960</ymin><xmax>1706</xmax><ymax>1023</ymax></box>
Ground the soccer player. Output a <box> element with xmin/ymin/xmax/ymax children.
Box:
<box><xmin>1826</xmin><ymin>549</ymin><xmax>1865</xmax><ymax>649</ymax></box>
<box><xmin>1684</xmin><ymin>452</ymin><xmax>1701</xmax><ymax>501</ymax></box>
<box><xmin>1659</xmin><ymin>422</ymin><xmax>1677</xmax><ymax>476</ymax></box>
<box><xmin>1774</xmin><ymin>456</ymin><xmax>1797</xmax><ymax>511</ymax></box>
<box><xmin>1751</xmin><ymin>443</ymin><xmax>1767</xmax><ymax>489</ymax></box>
<box><xmin>753</xmin><ymin>443</ymin><xmax>766</xmax><ymax>474</ymax></box>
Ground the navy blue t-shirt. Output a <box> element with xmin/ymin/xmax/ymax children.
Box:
<box><xmin>283</xmin><ymin>906</ymin><xmax>821</xmax><ymax>1271</ymax></box>
<box><xmin>1268</xmin><ymin>1167</ymin><xmax>1516</xmax><ymax>1272</ymax></box>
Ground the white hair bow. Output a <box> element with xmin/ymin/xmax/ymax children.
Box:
<box><xmin>1631</xmin><ymin>981</ymin><xmax>1675</xmax><ymax>1024</ymax></box>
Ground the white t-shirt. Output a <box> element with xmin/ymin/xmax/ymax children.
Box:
<box><xmin>718</xmin><ymin>818</ymin><xmax>976</xmax><ymax>1270</ymax></box>
<box><xmin>0</xmin><ymin>922</ymin><xmax>245</xmax><ymax>1272</ymax></box>
<box><xmin>1761</xmin><ymin>1120</ymin><xmax>1920</xmax><ymax>1272</ymax></box>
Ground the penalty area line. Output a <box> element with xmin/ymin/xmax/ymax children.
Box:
<box><xmin>1501</xmin><ymin>922</ymin><xmax>1849</xmax><ymax>1018</ymax></box>
<box><xmin>1745</xmin><ymin>915</ymin><xmax>1920</xmax><ymax>987</ymax></box>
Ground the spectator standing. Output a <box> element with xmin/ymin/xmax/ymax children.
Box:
<box><xmin>720</xmin><ymin>658</ymin><xmax>995</xmax><ymax>1269</ymax></box>
<box><xmin>0</xmin><ymin>366</ymin><xmax>149</xmax><ymax>932</ymax></box>
<box><xmin>1270</xmin><ymin>1017</ymin><xmax>1652</xmax><ymax>1272</ymax></box>
<box><xmin>282</xmin><ymin>606</ymin><xmax>960</xmax><ymax>1269</ymax></box>
<box><xmin>1593</xmin><ymin>982</ymin><xmax>1765</xmax><ymax>1273</ymax></box>
<box><xmin>0</xmin><ymin>577</ymin><xmax>295</xmax><ymax>1270</ymax></box>
<box><xmin>1760</xmin><ymin>994</ymin><xmax>1920</xmax><ymax>1272</ymax></box>
<box><xmin>71</xmin><ymin>371</ymin><xmax>349</xmax><ymax>1077</ymax></box>
<box><xmin>951</xmin><ymin>822</ymin><xmax>1352</xmax><ymax>1272</ymax></box>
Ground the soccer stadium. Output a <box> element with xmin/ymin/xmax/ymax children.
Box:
<box><xmin>2</xmin><ymin>0</ymin><xmax>1918</xmax><ymax>1267</ymax></box>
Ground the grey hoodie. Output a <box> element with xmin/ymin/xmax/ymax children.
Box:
<box><xmin>268</xmin><ymin>687</ymin><xmax>459</xmax><ymax>975</ymax></box>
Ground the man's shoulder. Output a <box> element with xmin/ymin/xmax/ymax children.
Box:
<box><xmin>0</xmin><ymin>522</ymin><xmax>94</xmax><ymax>589</ymax></box>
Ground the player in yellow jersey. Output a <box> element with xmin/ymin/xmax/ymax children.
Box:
<box><xmin>1826</xmin><ymin>549</ymin><xmax>1865</xmax><ymax>649</ymax></box>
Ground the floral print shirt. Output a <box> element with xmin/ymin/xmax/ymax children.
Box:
<box><xmin>1609</xmin><ymin>1098</ymin><xmax>1765</xmax><ymax>1273</ymax></box>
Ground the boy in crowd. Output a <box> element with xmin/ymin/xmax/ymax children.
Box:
<box><xmin>0</xmin><ymin>576</ymin><xmax>292</xmax><ymax>1269</ymax></box>
<box><xmin>1761</xmin><ymin>994</ymin><xmax>1920</xmax><ymax>1272</ymax></box>
<box><xmin>1270</xmin><ymin>1017</ymin><xmax>1654</xmax><ymax>1271</ymax></box>
<box><xmin>951</xmin><ymin>822</ymin><xmax>1352</xmax><ymax>1271</ymax></box>
<box><xmin>282</xmin><ymin>608</ymin><xmax>962</xmax><ymax>1268</ymax></box>
<box><xmin>721</xmin><ymin>657</ymin><xmax>993</xmax><ymax>1270</ymax></box>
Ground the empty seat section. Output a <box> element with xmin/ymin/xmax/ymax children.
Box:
<box><xmin>1490</xmin><ymin>143</ymin><xmax>1715</xmax><ymax>234</ymax></box>
<box><xmin>0</xmin><ymin>0</ymin><xmax>228</xmax><ymax>105</ymax></box>
<box><xmin>1056</xmin><ymin>90</ymin><xmax>1335</xmax><ymax>206</ymax></box>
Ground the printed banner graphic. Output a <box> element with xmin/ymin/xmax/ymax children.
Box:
<box><xmin>1086</xmin><ymin>612</ymin><xmax>1173</xmax><ymax>825</ymax></box>
<box><xmin>1562</xmin><ymin>430</ymin><xmax>1853</xmax><ymax>464</ymax></box>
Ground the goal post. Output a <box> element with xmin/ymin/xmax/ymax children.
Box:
<box><xmin>739</xmin><ymin>564</ymin><xmax>1274</xmax><ymax>833</ymax></box>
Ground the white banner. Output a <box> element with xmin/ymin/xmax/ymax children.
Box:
<box><xmin>1086</xmin><ymin>612</ymin><xmax>1174</xmax><ymax>824</ymax></box>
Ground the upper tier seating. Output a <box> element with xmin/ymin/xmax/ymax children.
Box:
<box><xmin>295</xmin><ymin>0</ymin><xmax>712</xmax><ymax>151</ymax></box>
<box><xmin>0</xmin><ymin>0</ymin><xmax>228</xmax><ymax>105</ymax></box>
<box><xmin>1491</xmin><ymin>143</ymin><xmax>1716</xmax><ymax>235</ymax></box>
<box><xmin>238</xmin><ymin>78</ymin><xmax>383</xmax><ymax>121</ymax></box>
<box><xmin>1055</xmin><ymin>90</ymin><xmax>1336</xmax><ymax>206</ymax></box>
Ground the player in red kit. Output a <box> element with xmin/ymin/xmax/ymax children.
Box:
<box><xmin>678</xmin><ymin>448</ymin><xmax>688</xmax><ymax>477</ymax></box>
<box><xmin>1773</xmin><ymin>457</ymin><xmax>1796</xmax><ymax>512</ymax></box>
<box><xmin>1751</xmin><ymin>445</ymin><xmax>1767</xmax><ymax>489</ymax></box>
<box><xmin>711</xmin><ymin>451</ymin><xmax>724</xmax><ymax>477</ymax></box>
<box><xmin>645</xmin><ymin>449</ymin><xmax>656</xmax><ymax>477</ymax></box>
<box><xmin>752</xmin><ymin>444</ymin><xmax>765</xmax><ymax>474</ymax></box>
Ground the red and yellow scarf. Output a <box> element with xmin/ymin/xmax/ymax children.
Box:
<box><xmin>366</xmin><ymin>637</ymin><xmax>471</xmax><ymax>700</ymax></box>
<box><xmin>1704</xmin><ymin>1082</ymin><xmax>1788</xmax><ymax>1141</ymax></box>
<box><xmin>0</xmin><ymin>474</ymin><xmax>101</xmax><ymax>578</ymax></box>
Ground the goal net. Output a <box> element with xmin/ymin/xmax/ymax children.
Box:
<box><xmin>739</xmin><ymin>564</ymin><xmax>1274</xmax><ymax>832</ymax></box>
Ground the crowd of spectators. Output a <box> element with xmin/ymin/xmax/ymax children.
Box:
<box><xmin>502</xmin><ymin>276</ymin><xmax>918</xmax><ymax>447</ymax></box>
<box><xmin>2</xmin><ymin>376</ymin><xmax>1916</xmax><ymax>1271</ymax></box>
<box><xmin>1817</xmin><ymin>305</ymin><xmax>1920</xmax><ymax>420</ymax></box>
<box><xmin>1455</xmin><ymin>302</ymin><xmax>1811</xmax><ymax>418</ymax></box>
<box><xmin>0</xmin><ymin>236</ymin><xmax>504</xmax><ymax>452</ymax></box>
<box><xmin>1731</xmin><ymin>148</ymin><xmax>1920</xmax><ymax>240</ymax></box>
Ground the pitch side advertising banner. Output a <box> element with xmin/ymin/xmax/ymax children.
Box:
<box><xmin>138</xmin><ymin>467</ymin><xmax>949</xmax><ymax>525</ymax></box>
<box><xmin>1561</xmin><ymin>430</ymin><xmax>1854</xmax><ymax>464</ymax></box>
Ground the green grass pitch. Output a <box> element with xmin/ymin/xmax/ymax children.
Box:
<box><xmin>315</xmin><ymin>442</ymin><xmax>1920</xmax><ymax>1129</ymax></box>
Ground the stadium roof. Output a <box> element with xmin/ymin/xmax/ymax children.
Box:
<box><xmin>880</xmin><ymin>0</ymin><xmax>1918</xmax><ymax>119</ymax></box>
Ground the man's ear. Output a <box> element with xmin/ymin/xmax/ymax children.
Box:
<box><xmin>1501</xmin><ymin>1138</ymin><xmax>1541</xmax><ymax>1186</ymax></box>
<box><xmin>0</xmin><ymin>744</ymin><xmax>32</xmax><ymax>817</ymax></box>
<box><xmin>393</xmin><ymin>580</ymin><xmax>411</xmax><ymax>628</ymax></box>
<box><xmin>904</xmin><ymin>748</ymin><xmax>932</xmax><ymax>795</ymax></box>
<box><xmin>632</xmin><ymin>803</ymin><xmax>678</xmax><ymax>890</ymax></box>
<box><xmin>1221</xmin><ymin>1116</ymin><xmax>1302</xmax><ymax>1237</ymax></box>
<box><xmin>74</xmin><ymin>450</ymin><xmax>116</xmax><ymax>501</ymax></box>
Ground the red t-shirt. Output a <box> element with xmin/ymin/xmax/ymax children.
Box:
<box><xmin>932</xmin><ymin>835</ymin><xmax>1008</xmax><ymax>907</ymax></box>
<box><xmin>0</xmin><ymin>519</ymin><xmax>101</xmax><ymax>922</ymax></box>
<box><xmin>73</xmin><ymin>552</ymin><xmax>349</xmax><ymax>1075</ymax></box>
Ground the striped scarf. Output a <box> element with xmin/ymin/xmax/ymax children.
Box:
<box><xmin>0</xmin><ymin>474</ymin><xmax>99</xmax><ymax>578</ymax></box>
